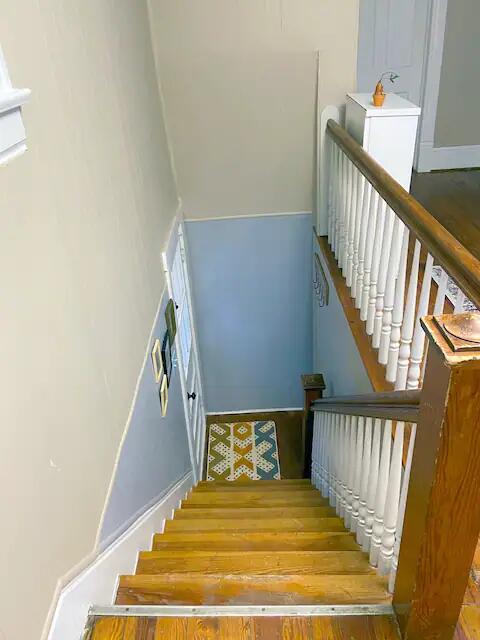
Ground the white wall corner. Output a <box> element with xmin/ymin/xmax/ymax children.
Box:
<box><xmin>44</xmin><ymin>471</ymin><xmax>194</xmax><ymax>640</ymax></box>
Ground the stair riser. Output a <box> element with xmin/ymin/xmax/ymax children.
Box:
<box><xmin>164</xmin><ymin>518</ymin><xmax>346</xmax><ymax>533</ymax></box>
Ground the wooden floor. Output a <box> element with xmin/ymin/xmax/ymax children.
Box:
<box><xmin>206</xmin><ymin>411</ymin><xmax>304</xmax><ymax>479</ymax></box>
<box><xmin>88</xmin><ymin>614</ymin><xmax>401</xmax><ymax>639</ymax></box>
<box><xmin>411</xmin><ymin>169</ymin><xmax>480</xmax><ymax>262</ymax></box>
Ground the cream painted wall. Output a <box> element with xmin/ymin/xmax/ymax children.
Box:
<box><xmin>148</xmin><ymin>0</ymin><xmax>359</xmax><ymax>219</ymax></box>
<box><xmin>435</xmin><ymin>0</ymin><xmax>480</xmax><ymax>148</ymax></box>
<box><xmin>0</xmin><ymin>3</ymin><xmax>178</xmax><ymax>640</ymax></box>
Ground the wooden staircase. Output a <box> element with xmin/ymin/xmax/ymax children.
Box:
<box><xmin>108</xmin><ymin>480</ymin><xmax>397</xmax><ymax>633</ymax></box>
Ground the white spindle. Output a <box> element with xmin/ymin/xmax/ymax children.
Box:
<box><xmin>344</xmin><ymin>415</ymin><xmax>356</xmax><ymax>529</ymax></box>
<box><xmin>337</xmin><ymin>414</ymin><xmax>344</xmax><ymax>513</ymax></box>
<box><xmin>389</xmin><ymin>423</ymin><xmax>417</xmax><ymax>592</ymax></box>
<box><xmin>395</xmin><ymin>240</ymin><xmax>421</xmax><ymax>391</ymax></box>
<box><xmin>327</xmin><ymin>139</ymin><xmax>336</xmax><ymax>246</ymax></box>
<box><xmin>351</xmin><ymin>172</ymin><xmax>365</xmax><ymax>298</ymax></box>
<box><xmin>351</xmin><ymin>416</ymin><xmax>364</xmax><ymax>533</ymax></box>
<box><xmin>433</xmin><ymin>267</ymin><xmax>448</xmax><ymax>315</ymax></box>
<box><xmin>386</xmin><ymin>228</ymin><xmax>409</xmax><ymax>381</ymax></box>
<box><xmin>378</xmin><ymin>421</ymin><xmax>404</xmax><ymax>575</ymax></box>
<box><xmin>328</xmin><ymin>413</ymin><xmax>336</xmax><ymax>508</ymax></box>
<box><xmin>366</xmin><ymin>199</ymin><xmax>387</xmax><ymax>334</ymax></box>
<box><xmin>357</xmin><ymin>416</ymin><xmax>372</xmax><ymax>546</ymax></box>
<box><xmin>372</xmin><ymin>206</ymin><xmax>395</xmax><ymax>348</ymax></box>
<box><xmin>454</xmin><ymin>288</ymin><xmax>466</xmax><ymax>314</ymax></box>
<box><xmin>378</xmin><ymin>216</ymin><xmax>405</xmax><ymax>363</ymax></box>
<box><xmin>361</xmin><ymin>191</ymin><xmax>380</xmax><ymax>320</ymax></box>
<box><xmin>346</xmin><ymin>165</ymin><xmax>358</xmax><ymax>287</ymax></box>
<box><xmin>321</xmin><ymin>412</ymin><xmax>329</xmax><ymax>498</ymax></box>
<box><xmin>355</xmin><ymin>181</ymin><xmax>372</xmax><ymax>308</ymax></box>
<box><xmin>370</xmin><ymin>419</ymin><xmax>392</xmax><ymax>566</ymax></box>
<box><xmin>363</xmin><ymin>418</ymin><xmax>382</xmax><ymax>552</ymax></box>
<box><xmin>334</xmin><ymin>152</ymin><xmax>344</xmax><ymax>259</ymax></box>
<box><xmin>312</xmin><ymin>412</ymin><xmax>320</xmax><ymax>488</ymax></box>
<box><xmin>338</xmin><ymin>156</ymin><xmax>350</xmax><ymax>270</ymax></box>
<box><xmin>407</xmin><ymin>253</ymin><xmax>433</xmax><ymax>389</ymax></box>
<box><xmin>331</xmin><ymin>145</ymin><xmax>340</xmax><ymax>252</ymax></box>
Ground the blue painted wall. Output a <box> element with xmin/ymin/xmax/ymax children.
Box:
<box><xmin>99</xmin><ymin>293</ymin><xmax>191</xmax><ymax>546</ymax></box>
<box><xmin>313</xmin><ymin>235</ymin><xmax>372</xmax><ymax>397</ymax></box>
<box><xmin>185</xmin><ymin>214</ymin><xmax>313</xmax><ymax>412</ymax></box>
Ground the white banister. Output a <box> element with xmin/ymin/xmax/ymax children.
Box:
<box><xmin>357</xmin><ymin>416</ymin><xmax>372</xmax><ymax>546</ymax></box>
<box><xmin>378</xmin><ymin>216</ymin><xmax>405</xmax><ymax>362</ymax></box>
<box><xmin>363</xmin><ymin>418</ymin><xmax>382</xmax><ymax>552</ymax></box>
<box><xmin>360</xmin><ymin>190</ymin><xmax>379</xmax><ymax>319</ymax></box>
<box><xmin>345</xmin><ymin>162</ymin><xmax>357</xmax><ymax>286</ymax></box>
<box><xmin>395</xmin><ymin>240</ymin><xmax>421</xmax><ymax>391</ymax></box>
<box><xmin>370</xmin><ymin>419</ymin><xmax>392</xmax><ymax>566</ymax></box>
<box><xmin>351</xmin><ymin>416</ymin><xmax>364</xmax><ymax>533</ymax></box>
<box><xmin>372</xmin><ymin>206</ymin><xmax>395</xmax><ymax>348</ymax></box>
<box><xmin>389</xmin><ymin>423</ymin><xmax>416</xmax><ymax>592</ymax></box>
<box><xmin>351</xmin><ymin>171</ymin><xmax>365</xmax><ymax>297</ymax></box>
<box><xmin>345</xmin><ymin>415</ymin><xmax>356</xmax><ymax>529</ymax></box>
<box><xmin>406</xmin><ymin>253</ymin><xmax>433</xmax><ymax>390</ymax></box>
<box><xmin>354</xmin><ymin>180</ymin><xmax>371</xmax><ymax>308</ymax></box>
<box><xmin>378</xmin><ymin>420</ymin><xmax>404</xmax><ymax>575</ymax></box>
<box><xmin>367</xmin><ymin>199</ymin><xmax>387</xmax><ymax>335</ymax></box>
<box><xmin>386</xmin><ymin>228</ymin><xmax>410</xmax><ymax>381</ymax></box>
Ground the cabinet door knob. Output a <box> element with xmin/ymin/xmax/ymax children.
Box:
<box><xmin>187</xmin><ymin>391</ymin><xmax>196</xmax><ymax>401</ymax></box>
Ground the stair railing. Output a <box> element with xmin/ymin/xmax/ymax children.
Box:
<box><xmin>312</xmin><ymin>311</ymin><xmax>480</xmax><ymax>639</ymax></box>
<box><xmin>324</xmin><ymin>119</ymin><xmax>480</xmax><ymax>390</ymax></box>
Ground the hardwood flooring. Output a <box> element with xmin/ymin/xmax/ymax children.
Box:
<box><xmin>411</xmin><ymin>169</ymin><xmax>480</xmax><ymax>263</ymax></box>
<box><xmin>88</xmin><ymin>614</ymin><xmax>401</xmax><ymax>639</ymax></box>
<box><xmin>206</xmin><ymin>411</ymin><xmax>304</xmax><ymax>479</ymax></box>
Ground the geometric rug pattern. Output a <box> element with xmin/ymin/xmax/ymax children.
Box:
<box><xmin>206</xmin><ymin>421</ymin><xmax>281</xmax><ymax>481</ymax></box>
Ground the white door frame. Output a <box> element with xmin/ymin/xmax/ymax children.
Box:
<box><xmin>162</xmin><ymin>208</ymin><xmax>207</xmax><ymax>483</ymax></box>
<box><xmin>415</xmin><ymin>0</ymin><xmax>480</xmax><ymax>171</ymax></box>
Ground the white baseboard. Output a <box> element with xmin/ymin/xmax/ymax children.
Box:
<box><xmin>206</xmin><ymin>407</ymin><xmax>303</xmax><ymax>416</ymax></box>
<box><xmin>46</xmin><ymin>472</ymin><xmax>193</xmax><ymax>640</ymax></box>
<box><xmin>184</xmin><ymin>211</ymin><xmax>312</xmax><ymax>223</ymax></box>
<box><xmin>417</xmin><ymin>141</ymin><xmax>480</xmax><ymax>172</ymax></box>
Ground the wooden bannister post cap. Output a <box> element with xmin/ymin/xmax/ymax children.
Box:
<box><xmin>301</xmin><ymin>373</ymin><xmax>326</xmax><ymax>391</ymax></box>
<box><xmin>421</xmin><ymin>312</ymin><xmax>480</xmax><ymax>363</ymax></box>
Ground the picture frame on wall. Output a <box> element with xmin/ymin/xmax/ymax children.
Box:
<box><xmin>165</xmin><ymin>298</ymin><xmax>177</xmax><ymax>347</ymax></box>
<box><xmin>151</xmin><ymin>338</ymin><xmax>163</xmax><ymax>383</ymax></box>
<box><xmin>159</xmin><ymin>374</ymin><xmax>168</xmax><ymax>417</ymax></box>
<box><xmin>161</xmin><ymin>331</ymin><xmax>172</xmax><ymax>386</ymax></box>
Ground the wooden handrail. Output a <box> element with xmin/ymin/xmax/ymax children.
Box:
<box><xmin>326</xmin><ymin>119</ymin><xmax>480</xmax><ymax>309</ymax></box>
<box><xmin>312</xmin><ymin>389</ymin><xmax>420</xmax><ymax>422</ymax></box>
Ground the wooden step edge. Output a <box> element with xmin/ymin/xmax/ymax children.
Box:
<box><xmin>174</xmin><ymin>507</ymin><xmax>336</xmax><ymax>519</ymax></box>
<box><xmin>197</xmin><ymin>479</ymin><xmax>311</xmax><ymax>485</ymax></box>
<box><xmin>116</xmin><ymin>573</ymin><xmax>391</xmax><ymax>606</ymax></box>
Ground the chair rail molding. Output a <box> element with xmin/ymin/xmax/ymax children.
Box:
<box><xmin>0</xmin><ymin>44</ymin><xmax>31</xmax><ymax>165</ymax></box>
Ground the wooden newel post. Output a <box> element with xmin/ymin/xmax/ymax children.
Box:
<box><xmin>394</xmin><ymin>312</ymin><xmax>480</xmax><ymax>640</ymax></box>
<box><xmin>301</xmin><ymin>374</ymin><xmax>326</xmax><ymax>478</ymax></box>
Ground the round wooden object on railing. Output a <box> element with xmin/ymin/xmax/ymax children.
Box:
<box><xmin>443</xmin><ymin>312</ymin><xmax>480</xmax><ymax>344</ymax></box>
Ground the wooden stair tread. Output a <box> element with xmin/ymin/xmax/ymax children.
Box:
<box><xmin>165</xmin><ymin>516</ymin><xmax>346</xmax><ymax>532</ymax></box>
<box><xmin>193</xmin><ymin>484</ymin><xmax>314</xmax><ymax>492</ymax></box>
<box><xmin>455</xmin><ymin>606</ymin><xmax>480</xmax><ymax>639</ymax></box>
<box><xmin>152</xmin><ymin>531</ymin><xmax>359</xmax><ymax>551</ymax></box>
<box><xmin>197</xmin><ymin>479</ymin><xmax>310</xmax><ymax>486</ymax></box>
<box><xmin>116</xmin><ymin>573</ymin><xmax>390</xmax><ymax>606</ymax></box>
<box><xmin>182</xmin><ymin>495</ymin><xmax>327</xmax><ymax>508</ymax></box>
<box><xmin>136</xmin><ymin>550</ymin><xmax>374</xmax><ymax>575</ymax></box>
<box><xmin>174</xmin><ymin>506</ymin><xmax>335</xmax><ymax>519</ymax></box>
<box><xmin>89</xmin><ymin>614</ymin><xmax>401</xmax><ymax>639</ymax></box>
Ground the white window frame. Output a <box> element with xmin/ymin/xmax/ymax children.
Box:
<box><xmin>0</xmin><ymin>44</ymin><xmax>31</xmax><ymax>166</ymax></box>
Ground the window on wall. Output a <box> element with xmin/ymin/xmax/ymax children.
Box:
<box><xmin>0</xmin><ymin>44</ymin><xmax>30</xmax><ymax>166</ymax></box>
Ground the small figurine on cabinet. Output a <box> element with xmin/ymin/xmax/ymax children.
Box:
<box><xmin>373</xmin><ymin>71</ymin><xmax>399</xmax><ymax>107</ymax></box>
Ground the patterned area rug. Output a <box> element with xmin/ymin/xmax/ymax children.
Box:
<box><xmin>207</xmin><ymin>421</ymin><xmax>281</xmax><ymax>481</ymax></box>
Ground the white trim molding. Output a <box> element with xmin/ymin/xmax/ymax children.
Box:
<box><xmin>45</xmin><ymin>472</ymin><xmax>193</xmax><ymax>640</ymax></box>
<box><xmin>0</xmin><ymin>45</ymin><xmax>31</xmax><ymax>166</ymax></box>
<box><xmin>184</xmin><ymin>211</ymin><xmax>312</xmax><ymax>223</ymax></box>
<box><xmin>417</xmin><ymin>142</ymin><xmax>480</xmax><ymax>172</ymax></box>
